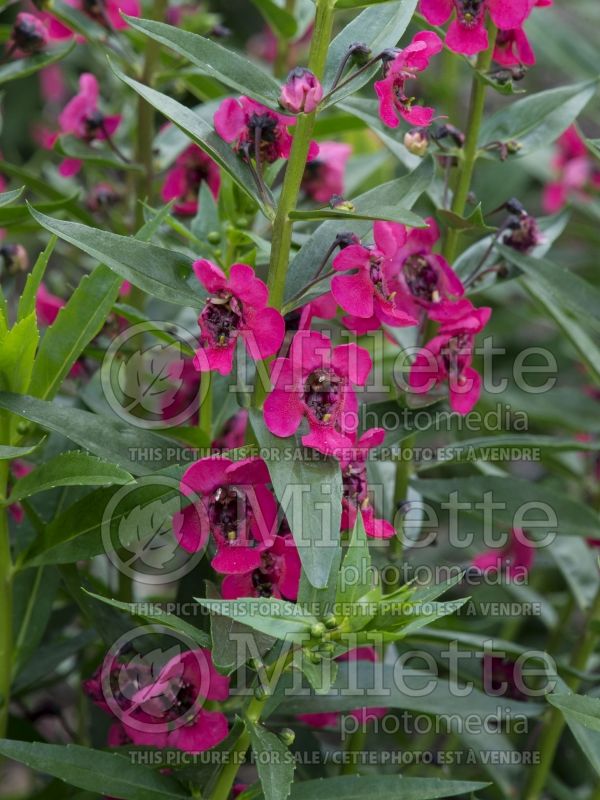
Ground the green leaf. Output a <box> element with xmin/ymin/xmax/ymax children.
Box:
<box><xmin>287</xmin><ymin>777</ymin><xmax>490</xmax><ymax>800</ymax></box>
<box><xmin>17</xmin><ymin>236</ymin><xmax>57</xmax><ymax>323</ymax></box>
<box><xmin>412</xmin><ymin>475</ymin><xmax>600</xmax><ymax>539</ymax></box>
<box><xmin>54</xmin><ymin>136</ymin><xmax>142</xmax><ymax>172</ymax></box>
<box><xmin>336</xmin><ymin>513</ymin><xmax>375</xmax><ymax>607</ymax></box>
<box><xmin>438</xmin><ymin>203</ymin><xmax>495</xmax><ymax>233</ymax></box>
<box><xmin>284</xmin><ymin>158</ymin><xmax>433</xmax><ymax>311</ymax></box>
<box><xmin>12</xmin><ymin>631</ymin><xmax>97</xmax><ymax>694</ymax></box>
<box><xmin>12</xmin><ymin>566</ymin><xmax>60</xmax><ymax>676</ymax></box>
<box><xmin>29</xmin><ymin>207</ymin><xmax>204</xmax><ymax>308</ymax></box>
<box><xmin>0</xmin><ymin>43</ymin><xmax>75</xmax><ymax>86</ymax></box>
<box><xmin>250</xmin><ymin>0</ymin><xmax>297</xmax><ymax>39</ymax></box>
<box><xmin>546</xmin><ymin>681</ymin><xmax>600</xmax><ymax>777</ymax></box>
<box><xmin>125</xmin><ymin>16</ymin><xmax>281</xmax><ymax>106</ymax></box>
<box><xmin>288</xmin><ymin>205</ymin><xmax>425</xmax><ymax>227</ymax></box>
<box><xmin>478</xmin><ymin>79</ymin><xmax>598</xmax><ymax>156</ymax></box>
<box><xmin>335</xmin><ymin>0</ymin><xmax>398</xmax><ymax>7</ymax></box>
<box><xmin>0</xmin><ymin>740</ymin><xmax>190</xmax><ymax>800</ymax></box>
<box><xmin>547</xmin><ymin>693</ymin><xmax>600</xmax><ymax>733</ymax></box>
<box><xmin>0</xmin><ymin>393</ymin><xmax>180</xmax><ymax>476</ymax></box>
<box><xmin>111</xmin><ymin>63</ymin><xmax>272</xmax><ymax>214</ymax></box>
<box><xmin>30</xmin><ymin>265</ymin><xmax>122</xmax><ymax>399</ymax></box>
<box><xmin>499</xmin><ymin>245</ymin><xmax>600</xmax><ymax>331</ymax></box>
<box><xmin>6</xmin><ymin>451</ymin><xmax>133</xmax><ymax>505</ymax></box>
<box><xmin>0</xmin><ymin>441</ymin><xmax>45</xmax><ymax>460</ymax></box>
<box><xmin>0</xmin><ymin>187</ymin><xmax>24</xmax><ymax>207</ymax></box>
<box><xmin>83</xmin><ymin>590</ymin><xmax>210</xmax><ymax>647</ymax></box>
<box><xmin>250</xmin><ymin>409</ymin><xmax>343</xmax><ymax>589</ymax></box>
<box><xmin>323</xmin><ymin>0</ymin><xmax>418</xmax><ymax>106</ymax></box>
<box><xmin>248</xmin><ymin>719</ymin><xmax>295</xmax><ymax>800</ymax></box>
<box><xmin>195</xmin><ymin>597</ymin><xmax>318</xmax><ymax>643</ymax></box>
<box><xmin>548</xmin><ymin>537</ymin><xmax>600</xmax><ymax>612</ymax></box>
<box><xmin>416</xmin><ymin>434</ymin><xmax>600</xmax><ymax>472</ymax></box>
<box><xmin>0</xmin><ymin>194</ymin><xmax>85</xmax><ymax>227</ymax></box>
<box><xmin>0</xmin><ymin>314</ymin><xmax>38</xmax><ymax>397</ymax></box>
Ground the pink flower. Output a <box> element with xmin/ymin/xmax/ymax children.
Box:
<box><xmin>161</xmin><ymin>144</ymin><xmax>220</xmax><ymax>216</ymax></box>
<box><xmin>41</xmin><ymin>0</ymin><xmax>140</xmax><ymax>39</ymax></box>
<box><xmin>263</xmin><ymin>331</ymin><xmax>372</xmax><ymax>456</ymax></box>
<box><xmin>409</xmin><ymin>299</ymin><xmax>491</xmax><ymax>414</ymax></box>
<box><xmin>279</xmin><ymin>68</ymin><xmax>323</xmax><ymax>114</ymax></box>
<box><xmin>125</xmin><ymin>648</ymin><xmax>230</xmax><ymax>752</ymax></box>
<box><xmin>331</xmin><ymin>221</ymin><xmax>419</xmax><ymax>328</ymax></box>
<box><xmin>36</xmin><ymin>283</ymin><xmax>64</xmax><ymax>325</ymax></box>
<box><xmin>221</xmin><ymin>534</ymin><xmax>301</xmax><ymax>600</ymax></box>
<box><xmin>302</xmin><ymin>142</ymin><xmax>352</xmax><ymax>203</ymax></box>
<box><xmin>214</xmin><ymin>95</ymin><xmax>318</xmax><ymax>163</ymax></box>
<box><xmin>59</xmin><ymin>73</ymin><xmax>121</xmax><ymax>142</ymax></box>
<box><xmin>339</xmin><ymin>428</ymin><xmax>396</xmax><ymax>539</ymax></box>
<box><xmin>392</xmin><ymin>217</ymin><xmax>464</xmax><ymax>314</ymax></box>
<box><xmin>7</xmin><ymin>13</ymin><xmax>48</xmax><ymax>57</ymax></box>
<box><xmin>374</xmin><ymin>31</ymin><xmax>443</xmax><ymax>128</ymax></box>
<box><xmin>298</xmin><ymin>648</ymin><xmax>387</xmax><ymax>728</ymax></box>
<box><xmin>420</xmin><ymin>0</ymin><xmax>530</xmax><ymax>56</ymax></box>
<box><xmin>472</xmin><ymin>528</ymin><xmax>535</xmax><ymax>581</ymax></box>
<box><xmin>482</xmin><ymin>654</ymin><xmax>528</xmax><ymax>700</ymax></box>
<box><xmin>159</xmin><ymin>358</ymin><xmax>200</xmax><ymax>425</ymax></box>
<box><xmin>40</xmin><ymin>64</ymin><xmax>67</xmax><ymax>104</ymax></box>
<box><xmin>542</xmin><ymin>126</ymin><xmax>600</xmax><ymax>213</ymax></box>
<box><xmin>493</xmin><ymin>0</ymin><xmax>552</xmax><ymax>66</ymax></box>
<box><xmin>173</xmin><ymin>456</ymin><xmax>277</xmax><ymax>574</ymax></box>
<box><xmin>193</xmin><ymin>260</ymin><xmax>285</xmax><ymax>376</ymax></box>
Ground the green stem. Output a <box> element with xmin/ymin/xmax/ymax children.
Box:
<box><xmin>386</xmin><ymin>433</ymin><xmax>415</xmax><ymax>578</ymax></box>
<box><xmin>443</xmin><ymin>25</ymin><xmax>497</xmax><ymax>264</ymax></box>
<box><xmin>0</xmin><ymin>461</ymin><xmax>12</xmax><ymax>738</ymax></box>
<box><xmin>523</xmin><ymin>585</ymin><xmax>600</xmax><ymax>800</ymax></box>
<box><xmin>267</xmin><ymin>0</ymin><xmax>336</xmax><ymax>311</ymax></box>
<box><xmin>210</xmin><ymin>652</ymin><xmax>292</xmax><ymax>800</ymax></box>
<box><xmin>200</xmin><ymin>373</ymin><xmax>212</xmax><ymax>439</ymax></box>
<box><xmin>134</xmin><ymin>0</ymin><xmax>167</xmax><ymax>230</ymax></box>
<box><xmin>252</xmin><ymin>0</ymin><xmax>336</xmax><ymax>410</ymax></box>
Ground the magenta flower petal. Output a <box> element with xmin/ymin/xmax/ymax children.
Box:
<box><xmin>225</xmin><ymin>456</ymin><xmax>271</xmax><ymax>486</ymax></box>
<box><xmin>302</xmin><ymin>426</ymin><xmax>353</xmax><ymax>456</ymax></box>
<box><xmin>331</xmin><ymin>272</ymin><xmax>374</xmax><ymax>318</ymax></box>
<box><xmin>212</xmin><ymin>544</ymin><xmax>263</xmax><ymax>574</ymax></box>
<box><xmin>449</xmin><ymin>365</ymin><xmax>481</xmax><ymax>414</ymax></box>
<box><xmin>229</xmin><ymin>263</ymin><xmax>268</xmax><ymax>307</ymax></box>
<box><xmin>332</xmin><ymin>243</ymin><xmax>371</xmax><ymax>272</ymax></box>
<box><xmin>373</xmin><ymin>221</ymin><xmax>407</xmax><ymax>257</ymax></box>
<box><xmin>263</xmin><ymin>387</ymin><xmax>304</xmax><ymax>437</ymax></box>
<box><xmin>244</xmin><ymin>306</ymin><xmax>285</xmax><ymax>360</ymax></box>
<box><xmin>182</xmin><ymin>456</ymin><xmax>233</xmax><ymax>496</ymax></box>
<box><xmin>221</xmin><ymin>572</ymin><xmax>254</xmax><ymax>599</ymax></box>
<box><xmin>446</xmin><ymin>17</ymin><xmax>488</xmax><ymax>54</ymax></box>
<box><xmin>374</xmin><ymin>77</ymin><xmax>400</xmax><ymax>128</ymax></box>
<box><xmin>331</xmin><ymin>343</ymin><xmax>372</xmax><ymax>386</ymax></box>
<box><xmin>487</xmin><ymin>0</ymin><xmax>530</xmax><ymax>29</ymax></box>
<box><xmin>420</xmin><ymin>0</ymin><xmax>454</xmax><ymax>24</ymax></box>
<box><xmin>172</xmin><ymin>504</ymin><xmax>210</xmax><ymax>554</ymax></box>
<box><xmin>169</xmin><ymin>708</ymin><xmax>229</xmax><ymax>753</ymax></box>
<box><xmin>214</xmin><ymin>97</ymin><xmax>246</xmax><ymax>143</ymax></box>
<box><xmin>192</xmin><ymin>259</ymin><xmax>227</xmax><ymax>293</ymax></box>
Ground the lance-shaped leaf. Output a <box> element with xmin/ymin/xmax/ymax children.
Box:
<box><xmin>251</xmin><ymin>0</ymin><xmax>297</xmax><ymax>39</ymax></box>
<box><xmin>0</xmin><ymin>187</ymin><xmax>24</xmax><ymax>207</ymax></box>
<box><xmin>196</xmin><ymin>597</ymin><xmax>318</xmax><ymax>643</ymax></box>
<box><xmin>548</xmin><ymin>693</ymin><xmax>600</xmax><ymax>733</ymax></box>
<box><xmin>5</xmin><ymin>451</ymin><xmax>133</xmax><ymax>505</ymax></box>
<box><xmin>0</xmin><ymin>740</ymin><xmax>190</xmax><ymax>800</ymax></box>
<box><xmin>125</xmin><ymin>16</ymin><xmax>281</xmax><ymax>106</ymax></box>
<box><xmin>248</xmin><ymin>719</ymin><xmax>296</xmax><ymax>800</ymax></box>
<box><xmin>287</xmin><ymin>776</ymin><xmax>490</xmax><ymax>800</ymax></box>
<box><xmin>478</xmin><ymin>79</ymin><xmax>598</xmax><ymax>156</ymax></box>
<box><xmin>17</xmin><ymin>235</ymin><xmax>56</xmax><ymax>323</ymax></box>
<box><xmin>111</xmin><ymin>63</ymin><xmax>272</xmax><ymax>214</ymax></box>
<box><xmin>0</xmin><ymin>392</ymin><xmax>181</xmax><ymax>476</ymax></box>
<box><xmin>0</xmin><ymin>43</ymin><xmax>75</xmax><ymax>86</ymax></box>
<box><xmin>28</xmin><ymin>207</ymin><xmax>204</xmax><ymax>307</ymax></box>
<box><xmin>250</xmin><ymin>409</ymin><xmax>343</xmax><ymax>590</ymax></box>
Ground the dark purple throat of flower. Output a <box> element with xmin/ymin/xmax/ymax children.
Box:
<box><xmin>404</xmin><ymin>254</ymin><xmax>440</xmax><ymax>302</ymax></box>
<box><xmin>201</xmin><ymin>294</ymin><xmax>243</xmax><ymax>348</ymax></box>
<box><xmin>84</xmin><ymin>109</ymin><xmax>106</xmax><ymax>142</ymax></box>
<box><xmin>251</xmin><ymin>550</ymin><xmax>282</xmax><ymax>597</ymax></box>
<box><xmin>455</xmin><ymin>0</ymin><xmax>485</xmax><ymax>27</ymax></box>
<box><xmin>12</xmin><ymin>16</ymin><xmax>46</xmax><ymax>51</ymax></box>
<box><xmin>208</xmin><ymin>485</ymin><xmax>250</xmax><ymax>543</ymax></box>
<box><xmin>442</xmin><ymin>333</ymin><xmax>471</xmax><ymax>382</ymax></box>
<box><xmin>343</xmin><ymin>462</ymin><xmax>369</xmax><ymax>510</ymax></box>
<box><xmin>246</xmin><ymin>112</ymin><xmax>280</xmax><ymax>163</ymax></box>
<box><xmin>303</xmin><ymin>369</ymin><xmax>342</xmax><ymax>424</ymax></box>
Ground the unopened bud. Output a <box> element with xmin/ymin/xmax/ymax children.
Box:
<box><xmin>329</xmin><ymin>196</ymin><xmax>355</xmax><ymax>212</ymax></box>
<box><xmin>9</xmin><ymin>13</ymin><xmax>48</xmax><ymax>56</ymax></box>
<box><xmin>348</xmin><ymin>41</ymin><xmax>372</xmax><ymax>67</ymax></box>
<box><xmin>404</xmin><ymin>129</ymin><xmax>429</xmax><ymax>157</ymax></box>
<box><xmin>279</xmin><ymin>728</ymin><xmax>296</xmax><ymax>745</ymax></box>
<box><xmin>323</xmin><ymin>613</ymin><xmax>338</xmax><ymax>629</ymax></box>
<box><xmin>280</xmin><ymin>68</ymin><xmax>323</xmax><ymax>114</ymax></box>
<box><xmin>310</xmin><ymin>622</ymin><xmax>326</xmax><ymax>639</ymax></box>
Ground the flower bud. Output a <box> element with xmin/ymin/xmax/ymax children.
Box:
<box><xmin>323</xmin><ymin>613</ymin><xmax>338</xmax><ymax>629</ymax></box>
<box><xmin>279</xmin><ymin>728</ymin><xmax>296</xmax><ymax>745</ymax></box>
<box><xmin>310</xmin><ymin>622</ymin><xmax>326</xmax><ymax>639</ymax></box>
<box><xmin>404</xmin><ymin>129</ymin><xmax>429</xmax><ymax>157</ymax></box>
<box><xmin>9</xmin><ymin>13</ymin><xmax>48</xmax><ymax>55</ymax></box>
<box><xmin>329</xmin><ymin>196</ymin><xmax>355</xmax><ymax>212</ymax></box>
<box><xmin>279</xmin><ymin>68</ymin><xmax>323</xmax><ymax>114</ymax></box>
<box><xmin>0</xmin><ymin>244</ymin><xmax>29</xmax><ymax>274</ymax></box>
<box><xmin>348</xmin><ymin>41</ymin><xmax>372</xmax><ymax>67</ymax></box>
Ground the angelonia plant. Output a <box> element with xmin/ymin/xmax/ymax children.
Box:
<box><xmin>0</xmin><ymin>1</ymin><xmax>600</xmax><ymax>799</ymax></box>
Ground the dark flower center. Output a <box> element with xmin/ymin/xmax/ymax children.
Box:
<box><xmin>404</xmin><ymin>254</ymin><xmax>440</xmax><ymax>301</ymax></box>
<box><xmin>12</xmin><ymin>18</ymin><xmax>45</xmax><ymax>51</ymax></box>
<box><xmin>84</xmin><ymin>109</ymin><xmax>105</xmax><ymax>141</ymax></box>
<box><xmin>342</xmin><ymin>463</ymin><xmax>369</xmax><ymax>508</ymax></box>
<box><xmin>246</xmin><ymin>112</ymin><xmax>281</xmax><ymax>162</ymax></box>
<box><xmin>442</xmin><ymin>333</ymin><xmax>471</xmax><ymax>379</ymax></box>
<box><xmin>303</xmin><ymin>369</ymin><xmax>342</xmax><ymax>423</ymax></box>
<box><xmin>201</xmin><ymin>295</ymin><xmax>242</xmax><ymax>347</ymax></box>
<box><xmin>503</xmin><ymin>215</ymin><xmax>540</xmax><ymax>253</ymax></box>
<box><xmin>251</xmin><ymin>551</ymin><xmax>282</xmax><ymax>597</ymax></box>
<box><xmin>455</xmin><ymin>0</ymin><xmax>485</xmax><ymax>27</ymax></box>
<box><xmin>208</xmin><ymin>485</ymin><xmax>249</xmax><ymax>542</ymax></box>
